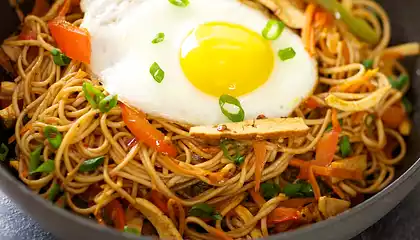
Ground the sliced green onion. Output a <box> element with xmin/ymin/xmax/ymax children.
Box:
<box><xmin>44</xmin><ymin>126</ymin><xmax>62</xmax><ymax>149</ymax></box>
<box><xmin>189</xmin><ymin>203</ymin><xmax>222</xmax><ymax>220</ymax></box>
<box><xmin>51</xmin><ymin>48</ymin><xmax>71</xmax><ymax>66</ymax></box>
<box><xmin>339</xmin><ymin>135</ymin><xmax>352</xmax><ymax>158</ymax></box>
<box><xmin>30</xmin><ymin>160</ymin><xmax>54</xmax><ymax>174</ymax></box>
<box><xmin>389</xmin><ymin>75</ymin><xmax>409</xmax><ymax>90</ymax></box>
<box><xmin>0</xmin><ymin>143</ymin><xmax>9</xmax><ymax>161</ymax></box>
<box><xmin>168</xmin><ymin>0</ymin><xmax>189</xmax><ymax>7</ymax></box>
<box><xmin>98</xmin><ymin>95</ymin><xmax>118</xmax><ymax>113</ymax></box>
<box><xmin>362</xmin><ymin>59</ymin><xmax>373</xmax><ymax>69</ymax></box>
<box><xmin>219</xmin><ymin>140</ymin><xmax>245</xmax><ymax>165</ymax></box>
<box><xmin>29</xmin><ymin>145</ymin><xmax>43</xmax><ymax>173</ymax></box>
<box><xmin>402</xmin><ymin>97</ymin><xmax>412</xmax><ymax>114</ymax></box>
<box><xmin>262</xmin><ymin>20</ymin><xmax>285</xmax><ymax>40</ymax></box>
<box><xmin>219</xmin><ymin>94</ymin><xmax>245</xmax><ymax>122</ymax></box>
<box><xmin>48</xmin><ymin>183</ymin><xmax>61</xmax><ymax>201</ymax></box>
<box><xmin>124</xmin><ymin>226</ymin><xmax>140</xmax><ymax>235</ymax></box>
<box><xmin>82</xmin><ymin>82</ymin><xmax>105</xmax><ymax>109</ymax></box>
<box><xmin>283</xmin><ymin>181</ymin><xmax>314</xmax><ymax>198</ymax></box>
<box><xmin>278</xmin><ymin>47</ymin><xmax>296</xmax><ymax>61</ymax></box>
<box><xmin>260</xmin><ymin>182</ymin><xmax>281</xmax><ymax>200</ymax></box>
<box><xmin>79</xmin><ymin>156</ymin><xmax>105</xmax><ymax>172</ymax></box>
<box><xmin>150</xmin><ymin>62</ymin><xmax>165</xmax><ymax>83</ymax></box>
<box><xmin>152</xmin><ymin>33</ymin><xmax>165</xmax><ymax>44</ymax></box>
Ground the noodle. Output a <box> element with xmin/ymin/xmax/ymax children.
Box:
<box><xmin>0</xmin><ymin>0</ymin><xmax>416</xmax><ymax>239</ymax></box>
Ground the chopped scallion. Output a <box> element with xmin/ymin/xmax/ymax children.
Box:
<box><xmin>79</xmin><ymin>156</ymin><xmax>105</xmax><ymax>172</ymax></box>
<box><xmin>402</xmin><ymin>97</ymin><xmax>412</xmax><ymax>114</ymax></box>
<box><xmin>152</xmin><ymin>33</ymin><xmax>165</xmax><ymax>44</ymax></box>
<box><xmin>262</xmin><ymin>20</ymin><xmax>285</xmax><ymax>40</ymax></box>
<box><xmin>219</xmin><ymin>94</ymin><xmax>245</xmax><ymax>122</ymax></box>
<box><xmin>219</xmin><ymin>140</ymin><xmax>245</xmax><ymax>165</ymax></box>
<box><xmin>99</xmin><ymin>95</ymin><xmax>118</xmax><ymax>113</ymax></box>
<box><xmin>189</xmin><ymin>203</ymin><xmax>222</xmax><ymax>220</ymax></box>
<box><xmin>283</xmin><ymin>181</ymin><xmax>314</xmax><ymax>198</ymax></box>
<box><xmin>29</xmin><ymin>145</ymin><xmax>43</xmax><ymax>173</ymax></box>
<box><xmin>51</xmin><ymin>49</ymin><xmax>71</xmax><ymax>66</ymax></box>
<box><xmin>44</xmin><ymin>126</ymin><xmax>62</xmax><ymax>149</ymax></box>
<box><xmin>362</xmin><ymin>59</ymin><xmax>373</xmax><ymax>69</ymax></box>
<box><xmin>339</xmin><ymin>135</ymin><xmax>352</xmax><ymax>158</ymax></box>
<box><xmin>0</xmin><ymin>143</ymin><xmax>9</xmax><ymax>161</ymax></box>
<box><xmin>150</xmin><ymin>62</ymin><xmax>165</xmax><ymax>83</ymax></box>
<box><xmin>278</xmin><ymin>47</ymin><xmax>296</xmax><ymax>61</ymax></box>
<box><xmin>30</xmin><ymin>160</ymin><xmax>55</xmax><ymax>174</ymax></box>
<box><xmin>168</xmin><ymin>0</ymin><xmax>190</xmax><ymax>7</ymax></box>
<box><xmin>260</xmin><ymin>182</ymin><xmax>281</xmax><ymax>200</ymax></box>
<box><xmin>48</xmin><ymin>183</ymin><xmax>61</xmax><ymax>201</ymax></box>
<box><xmin>389</xmin><ymin>75</ymin><xmax>409</xmax><ymax>90</ymax></box>
<box><xmin>82</xmin><ymin>82</ymin><xmax>105</xmax><ymax>109</ymax></box>
<box><xmin>124</xmin><ymin>226</ymin><xmax>140</xmax><ymax>235</ymax></box>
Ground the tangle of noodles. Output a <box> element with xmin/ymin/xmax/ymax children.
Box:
<box><xmin>0</xmin><ymin>0</ymin><xmax>417</xmax><ymax>239</ymax></box>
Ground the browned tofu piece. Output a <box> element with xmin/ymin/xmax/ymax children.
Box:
<box><xmin>189</xmin><ymin>117</ymin><xmax>309</xmax><ymax>140</ymax></box>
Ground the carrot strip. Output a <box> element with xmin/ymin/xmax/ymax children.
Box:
<box><xmin>104</xmin><ymin>199</ymin><xmax>126</xmax><ymax>230</ymax></box>
<box><xmin>267</xmin><ymin>207</ymin><xmax>300</xmax><ymax>225</ymax></box>
<box><xmin>211</xmin><ymin>228</ymin><xmax>233</xmax><ymax>240</ymax></box>
<box><xmin>150</xmin><ymin>190</ymin><xmax>170</xmax><ymax>215</ymax></box>
<box><xmin>308</xmin><ymin>166</ymin><xmax>321</xmax><ymax>200</ymax></box>
<box><xmin>313</xmin><ymin>109</ymin><xmax>340</xmax><ymax>167</ymax></box>
<box><xmin>302</xmin><ymin>4</ymin><xmax>317</xmax><ymax>55</ymax></box>
<box><xmin>249</xmin><ymin>189</ymin><xmax>266</xmax><ymax>207</ymax></box>
<box><xmin>32</xmin><ymin>0</ymin><xmax>50</xmax><ymax>17</ymax></box>
<box><xmin>351</xmin><ymin>111</ymin><xmax>365</xmax><ymax>125</ymax></box>
<box><xmin>305</xmin><ymin>96</ymin><xmax>320</xmax><ymax>109</ymax></box>
<box><xmin>382</xmin><ymin>104</ymin><xmax>406</xmax><ymax>129</ymax></box>
<box><xmin>8</xmin><ymin>123</ymin><xmax>33</xmax><ymax>144</ymax></box>
<box><xmin>331</xmin><ymin>109</ymin><xmax>341</xmax><ymax>133</ymax></box>
<box><xmin>336</xmin><ymin>69</ymin><xmax>378</xmax><ymax>92</ymax></box>
<box><xmin>253</xmin><ymin>141</ymin><xmax>267</xmax><ymax>192</ymax></box>
<box><xmin>58</xmin><ymin>0</ymin><xmax>72</xmax><ymax>16</ymax></box>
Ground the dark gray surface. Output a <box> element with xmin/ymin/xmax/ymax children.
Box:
<box><xmin>1</xmin><ymin>187</ymin><xmax>420</xmax><ymax>240</ymax></box>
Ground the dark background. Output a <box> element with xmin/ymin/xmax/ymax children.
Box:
<box><xmin>1</xmin><ymin>185</ymin><xmax>420</xmax><ymax>240</ymax></box>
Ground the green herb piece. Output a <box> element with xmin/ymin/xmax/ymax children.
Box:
<box><xmin>98</xmin><ymin>95</ymin><xmax>118</xmax><ymax>113</ymax></box>
<box><xmin>51</xmin><ymin>49</ymin><xmax>71</xmax><ymax>66</ymax></box>
<box><xmin>283</xmin><ymin>181</ymin><xmax>314</xmax><ymax>198</ymax></box>
<box><xmin>402</xmin><ymin>97</ymin><xmax>412</xmax><ymax>114</ymax></box>
<box><xmin>362</xmin><ymin>59</ymin><xmax>373</xmax><ymax>69</ymax></box>
<box><xmin>219</xmin><ymin>94</ymin><xmax>245</xmax><ymax>122</ymax></box>
<box><xmin>44</xmin><ymin>126</ymin><xmax>62</xmax><ymax>149</ymax></box>
<box><xmin>339</xmin><ymin>135</ymin><xmax>352</xmax><ymax>158</ymax></box>
<box><xmin>262</xmin><ymin>20</ymin><xmax>285</xmax><ymax>40</ymax></box>
<box><xmin>260</xmin><ymin>182</ymin><xmax>281</xmax><ymax>199</ymax></box>
<box><xmin>0</xmin><ymin>143</ymin><xmax>9</xmax><ymax>161</ymax></box>
<box><xmin>82</xmin><ymin>82</ymin><xmax>105</xmax><ymax>109</ymax></box>
<box><xmin>278</xmin><ymin>47</ymin><xmax>296</xmax><ymax>61</ymax></box>
<box><xmin>29</xmin><ymin>145</ymin><xmax>43</xmax><ymax>173</ymax></box>
<box><xmin>152</xmin><ymin>33</ymin><xmax>165</xmax><ymax>44</ymax></box>
<box><xmin>150</xmin><ymin>62</ymin><xmax>165</xmax><ymax>83</ymax></box>
<box><xmin>48</xmin><ymin>183</ymin><xmax>61</xmax><ymax>201</ymax></box>
<box><xmin>124</xmin><ymin>226</ymin><xmax>140</xmax><ymax>235</ymax></box>
<box><xmin>389</xmin><ymin>75</ymin><xmax>409</xmax><ymax>90</ymax></box>
<box><xmin>364</xmin><ymin>114</ymin><xmax>376</xmax><ymax>126</ymax></box>
<box><xmin>189</xmin><ymin>203</ymin><xmax>222</xmax><ymax>220</ymax></box>
<box><xmin>79</xmin><ymin>156</ymin><xmax>105</xmax><ymax>172</ymax></box>
<box><xmin>30</xmin><ymin>160</ymin><xmax>55</xmax><ymax>174</ymax></box>
<box><xmin>168</xmin><ymin>0</ymin><xmax>189</xmax><ymax>7</ymax></box>
<box><xmin>219</xmin><ymin>140</ymin><xmax>245</xmax><ymax>165</ymax></box>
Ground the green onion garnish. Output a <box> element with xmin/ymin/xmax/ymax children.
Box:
<box><xmin>29</xmin><ymin>145</ymin><xmax>43</xmax><ymax>173</ymax></box>
<box><xmin>168</xmin><ymin>0</ymin><xmax>190</xmax><ymax>7</ymax></box>
<box><xmin>278</xmin><ymin>47</ymin><xmax>296</xmax><ymax>61</ymax></box>
<box><xmin>152</xmin><ymin>33</ymin><xmax>165</xmax><ymax>44</ymax></box>
<box><xmin>362</xmin><ymin>59</ymin><xmax>373</xmax><ymax>69</ymax></box>
<box><xmin>124</xmin><ymin>226</ymin><xmax>140</xmax><ymax>235</ymax></box>
<box><xmin>189</xmin><ymin>203</ymin><xmax>222</xmax><ymax>220</ymax></box>
<box><xmin>98</xmin><ymin>95</ymin><xmax>118</xmax><ymax>113</ymax></box>
<box><xmin>219</xmin><ymin>94</ymin><xmax>245</xmax><ymax>122</ymax></box>
<box><xmin>283</xmin><ymin>181</ymin><xmax>314</xmax><ymax>198</ymax></box>
<box><xmin>262</xmin><ymin>20</ymin><xmax>285</xmax><ymax>40</ymax></box>
<box><xmin>0</xmin><ymin>143</ymin><xmax>9</xmax><ymax>161</ymax></box>
<box><xmin>402</xmin><ymin>97</ymin><xmax>412</xmax><ymax>114</ymax></box>
<box><xmin>48</xmin><ymin>183</ymin><xmax>61</xmax><ymax>201</ymax></box>
<box><xmin>150</xmin><ymin>62</ymin><xmax>165</xmax><ymax>83</ymax></box>
<box><xmin>260</xmin><ymin>182</ymin><xmax>281</xmax><ymax>200</ymax></box>
<box><xmin>30</xmin><ymin>160</ymin><xmax>55</xmax><ymax>174</ymax></box>
<box><xmin>44</xmin><ymin>126</ymin><xmax>63</xmax><ymax>149</ymax></box>
<box><xmin>79</xmin><ymin>156</ymin><xmax>105</xmax><ymax>172</ymax></box>
<box><xmin>51</xmin><ymin>49</ymin><xmax>71</xmax><ymax>66</ymax></box>
<box><xmin>82</xmin><ymin>82</ymin><xmax>105</xmax><ymax>109</ymax></box>
<box><xmin>219</xmin><ymin>140</ymin><xmax>245</xmax><ymax>165</ymax></box>
<box><xmin>388</xmin><ymin>75</ymin><xmax>409</xmax><ymax>90</ymax></box>
<box><xmin>339</xmin><ymin>135</ymin><xmax>352</xmax><ymax>158</ymax></box>
<box><xmin>325</xmin><ymin>119</ymin><xmax>343</xmax><ymax>132</ymax></box>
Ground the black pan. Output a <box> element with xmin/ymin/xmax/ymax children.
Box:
<box><xmin>0</xmin><ymin>0</ymin><xmax>419</xmax><ymax>239</ymax></box>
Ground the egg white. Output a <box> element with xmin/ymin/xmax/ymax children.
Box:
<box><xmin>81</xmin><ymin>0</ymin><xmax>317</xmax><ymax>125</ymax></box>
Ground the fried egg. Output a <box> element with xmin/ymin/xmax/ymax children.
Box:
<box><xmin>81</xmin><ymin>0</ymin><xmax>317</xmax><ymax>125</ymax></box>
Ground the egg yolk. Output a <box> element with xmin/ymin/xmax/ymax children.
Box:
<box><xmin>180</xmin><ymin>22</ymin><xmax>274</xmax><ymax>97</ymax></box>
